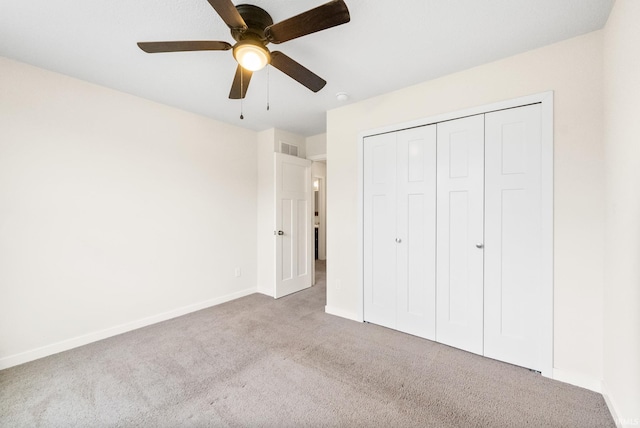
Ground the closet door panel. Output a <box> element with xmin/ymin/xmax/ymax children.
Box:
<box><xmin>396</xmin><ymin>125</ymin><xmax>437</xmax><ymax>340</ymax></box>
<box><xmin>363</xmin><ymin>133</ymin><xmax>397</xmax><ymax>328</ymax></box>
<box><xmin>484</xmin><ymin>104</ymin><xmax>544</xmax><ymax>371</ymax></box>
<box><xmin>436</xmin><ymin>115</ymin><xmax>485</xmax><ymax>355</ymax></box>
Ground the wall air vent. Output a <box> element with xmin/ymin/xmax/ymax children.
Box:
<box><xmin>280</xmin><ymin>141</ymin><xmax>299</xmax><ymax>157</ymax></box>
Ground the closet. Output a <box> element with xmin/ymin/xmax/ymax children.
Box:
<box><xmin>363</xmin><ymin>101</ymin><xmax>550</xmax><ymax>373</ymax></box>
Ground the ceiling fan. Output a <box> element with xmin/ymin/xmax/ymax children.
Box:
<box><xmin>137</xmin><ymin>0</ymin><xmax>350</xmax><ymax>100</ymax></box>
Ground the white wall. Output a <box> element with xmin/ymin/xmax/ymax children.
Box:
<box><xmin>306</xmin><ymin>133</ymin><xmax>327</xmax><ymax>159</ymax></box>
<box><xmin>256</xmin><ymin>129</ymin><xmax>276</xmax><ymax>296</ymax></box>
<box><xmin>274</xmin><ymin>129</ymin><xmax>306</xmax><ymax>158</ymax></box>
<box><xmin>0</xmin><ymin>57</ymin><xmax>258</xmax><ymax>368</ymax></box>
<box><xmin>602</xmin><ymin>0</ymin><xmax>640</xmax><ymax>424</ymax></box>
<box><xmin>326</xmin><ymin>32</ymin><xmax>605</xmax><ymax>389</ymax></box>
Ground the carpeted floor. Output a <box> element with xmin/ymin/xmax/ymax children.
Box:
<box><xmin>1</xmin><ymin>260</ymin><xmax>614</xmax><ymax>427</ymax></box>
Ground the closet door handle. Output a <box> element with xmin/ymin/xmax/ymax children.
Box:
<box><xmin>395</xmin><ymin>238</ymin><xmax>402</xmax><ymax>243</ymax></box>
<box><xmin>475</xmin><ymin>243</ymin><xmax>484</xmax><ymax>249</ymax></box>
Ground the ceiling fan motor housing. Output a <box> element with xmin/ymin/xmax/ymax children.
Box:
<box><xmin>231</xmin><ymin>4</ymin><xmax>274</xmax><ymax>45</ymax></box>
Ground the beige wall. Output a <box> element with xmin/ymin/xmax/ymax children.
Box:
<box><xmin>603</xmin><ymin>0</ymin><xmax>640</xmax><ymax>424</ymax></box>
<box><xmin>306</xmin><ymin>133</ymin><xmax>327</xmax><ymax>159</ymax></box>
<box><xmin>326</xmin><ymin>31</ymin><xmax>605</xmax><ymax>388</ymax></box>
<box><xmin>256</xmin><ymin>129</ymin><xmax>276</xmax><ymax>296</ymax></box>
<box><xmin>274</xmin><ymin>129</ymin><xmax>306</xmax><ymax>158</ymax></box>
<box><xmin>0</xmin><ymin>57</ymin><xmax>258</xmax><ymax>368</ymax></box>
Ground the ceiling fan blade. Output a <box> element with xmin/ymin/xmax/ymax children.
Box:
<box><xmin>270</xmin><ymin>51</ymin><xmax>326</xmax><ymax>92</ymax></box>
<box><xmin>265</xmin><ymin>0</ymin><xmax>350</xmax><ymax>44</ymax></box>
<box><xmin>137</xmin><ymin>41</ymin><xmax>232</xmax><ymax>53</ymax></box>
<box><xmin>206</xmin><ymin>0</ymin><xmax>247</xmax><ymax>30</ymax></box>
<box><xmin>229</xmin><ymin>65</ymin><xmax>253</xmax><ymax>99</ymax></box>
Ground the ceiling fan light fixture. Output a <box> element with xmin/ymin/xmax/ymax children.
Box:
<box><xmin>233</xmin><ymin>39</ymin><xmax>270</xmax><ymax>71</ymax></box>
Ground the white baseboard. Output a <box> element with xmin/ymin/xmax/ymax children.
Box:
<box><xmin>325</xmin><ymin>305</ymin><xmax>361</xmax><ymax>322</ymax></box>
<box><xmin>553</xmin><ymin>368</ymin><xmax>602</xmax><ymax>393</ymax></box>
<box><xmin>602</xmin><ymin>382</ymin><xmax>623</xmax><ymax>427</ymax></box>
<box><xmin>0</xmin><ymin>287</ymin><xmax>256</xmax><ymax>371</ymax></box>
<box><xmin>256</xmin><ymin>285</ymin><xmax>274</xmax><ymax>297</ymax></box>
<box><xmin>602</xmin><ymin>382</ymin><xmax>640</xmax><ymax>428</ymax></box>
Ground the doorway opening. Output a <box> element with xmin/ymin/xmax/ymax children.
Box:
<box><xmin>312</xmin><ymin>161</ymin><xmax>327</xmax><ymax>286</ymax></box>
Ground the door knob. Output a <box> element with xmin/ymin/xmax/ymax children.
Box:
<box><xmin>475</xmin><ymin>243</ymin><xmax>484</xmax><ymax>249</ymax></box>
<box><xmin>395</xmin><ymin>238</ymin><xmax>402</xmax><ymax>243</ymax></box>
<box><xmin>277</xmin><ymin>230</ymin><xmax>284</xmax><ymax>236</ymax></box>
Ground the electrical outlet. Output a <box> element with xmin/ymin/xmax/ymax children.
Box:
<box><xmin>234</xmin><ymin>267</ymin><xmax>241</xmax><ymax>278</ymax></box>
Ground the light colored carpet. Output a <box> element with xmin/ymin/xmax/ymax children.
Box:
<box><xmin>1</xmin><ymin>260</ymin><xmax>614</xmax><ymax>427</ymax></box>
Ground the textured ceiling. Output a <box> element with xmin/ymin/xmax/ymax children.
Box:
<box><xmin>0</xmin><ymin>0</ymin><xmax>613</xmax><ymax>136</ymax></box>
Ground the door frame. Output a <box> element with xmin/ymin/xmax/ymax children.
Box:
<box><xmin>310</xmin><ymin>156</ymin><xmax>327</xmax><ymax>286</ymax></box>
<box><xmin>357</xmin><ymin>91</ymin><xmax>553</xmax><ymax>378</ymax></box>
<box><xmin>311</xmin><ymin>175</ymin><xmax>324</xmax><ymax>285</ymax></box>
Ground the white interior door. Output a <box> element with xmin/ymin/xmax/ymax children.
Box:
<box><xmin>396</xmin><ymin>125</ymin><xmax>437</xmax><ymax>340</ymax></box>
<box><xmin>275</xmin><ymin>153</ymin><xmax>312</xmax><ymax>298</ymax></box>
<box><xmin>484</xmin><ymin>104</ymin><xmax>545</xmax><ymax>371</ymax></box>
<box><xmin>436</xmin><ymin>114</ymin><xmax>485</xmax><ymax>355</ymax></box>
<box><xmin>363</xmin><ymin>133</ymin><xmax>397</xmax><ymax>328</ymax></box>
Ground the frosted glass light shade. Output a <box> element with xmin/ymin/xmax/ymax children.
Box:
<box><xmin>233</xmin><ymin>41</ymin><xmax>270</xmax><ymax>71</ymax></box>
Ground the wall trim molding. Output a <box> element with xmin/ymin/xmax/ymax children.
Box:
<box><xmin>325</xmin><ymin>305</ymin><xmax>360</xmax><ymax>322</ymax></box>
<box><xmin>0</xmin><ymin>287</ymin><xmax>257</xmax><ymax>370</ymax></box>
<box><xmin>553</xmin><ymin>368</ymin><xmax>602</xmax><ymax>393</ymax></box>
<box><xmin>256</xmin><ymin>284</ymin><xmax>274</xmax><ymax>297</ymax></box>
<box><xmin>601</xmin><ymin>382</ymin><xmax>622</xmax><ymax>427</ymax></box>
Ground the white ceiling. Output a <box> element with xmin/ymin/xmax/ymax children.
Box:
<box><xmin>0</xmin><ymin>0</ymin><xmax>613</xmax><ymax>136</ymax></box>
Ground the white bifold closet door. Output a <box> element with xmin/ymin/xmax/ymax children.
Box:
<box><xmin>363</xmin><ymin>131</ymin><xmax>397</xmax><ymax>329</ymax></box>
<box><xmin>435</xmin><ymin>114</ymin><xmax>485</xmax><ymax>355</ymax></box>
<box><xmin>363</xmin><ymin>102</ymin><xmax>548</xmax><ymax>373</ymax></box>
<box><xmin>363</xmin><ymin>125</ymin><xmax>437</xmax><ymax>340</ymax></box>
<box><xmin>483</xmin><ymin>104</ymin><xmax>545</xmax><ymax>371</ymax></box>
<box><xmin>435</xmin><ymin>105</ymin><xmax>546</xmax><ymax>370</ymax></box>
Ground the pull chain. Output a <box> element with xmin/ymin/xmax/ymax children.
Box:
<box><xmin>266</xmin><ymin>66</ymin><xmax>270</xmax><ymax>111</ymax></box>
<box><xmin>240</xmin><ymin>68</ymin><xmax>244</xmax><ymax>120</ymax></box>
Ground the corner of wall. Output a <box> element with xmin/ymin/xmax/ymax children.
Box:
<box><xmin>601</xmin><ymin>382</ymin><xmax>624</xmax><ymax>428</ymax></box>
<box><xmin>306</xmin><ymin>133</ymin><xmax>328</xmax><ymax>159</ymax></box>
<box><xmin>552</xmin><ymin>368</ymin><xmax>603</xmax><ymax>393</ymax></box>
<box><xmin>256</xmin><ymin>129</ymin><xmax>276</xmax><ymax>297</ymax></box>
<box><xmin>602</xmin><ymin>0</ymin><xmax>640</xmax><ymax>424</ymax></box>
